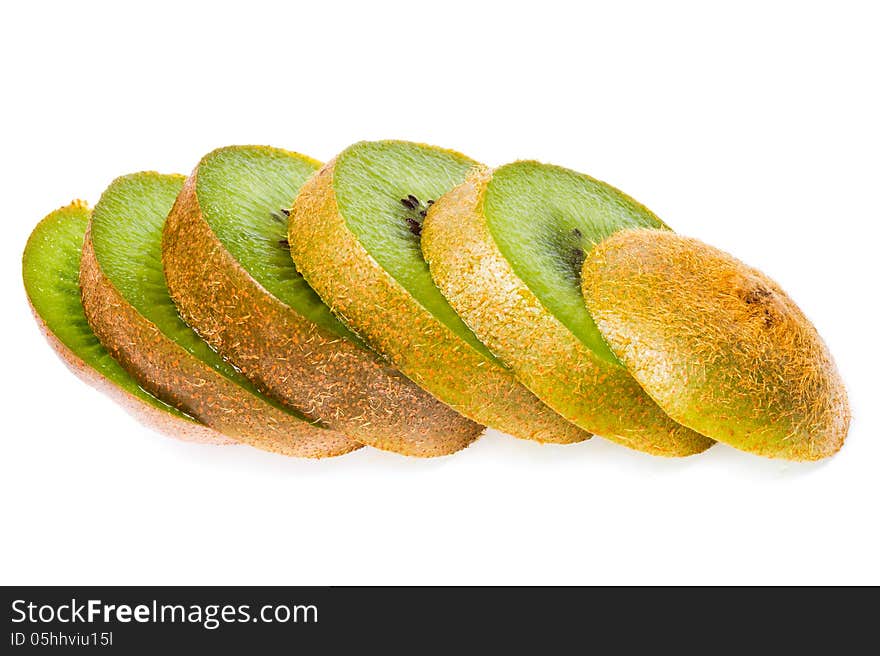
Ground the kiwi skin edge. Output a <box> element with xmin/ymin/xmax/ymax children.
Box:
<box><xmin>289</xmin><ymin>155</ymin><xmax>591</xmax><ymax>445</ymax></box>
<box><xmin>581</xmin><ymin>229</ymin><xmax>850</xmax><ymax>461</ymax></box>
<box><xmin>79</xmin><ymin>183</ymin><xmax>360</xmax><ymax>459</ymax></box>
<box><xmin>163</xmin><ymin>155</ymin><xmax>483</xmax><ymax>457</ymax></box>
<box><xmin>421</xmin><ymin>169</ymin><xmax>713</xmax><ymax>457</ymax></box>
<box><xmin>30</xmin><ymin>301</ymin><xmax>230</xmax><ymax>445</ymax></box>
<box><xmin>24</xmin><ymin>202</ymin><xmax>229</xmax><ymax>445</ymax></box>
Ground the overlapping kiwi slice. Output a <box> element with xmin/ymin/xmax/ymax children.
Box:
<box><xmin>581</xmin><ymin>229</ymin><xmax>850</xmax><ymax>460</ymax></box>
<box><xmin>80</xmin><ymin>172</ymin><xmax>359</xmax><ymax>458</ymax></box>
<box><xmin>163</xmin><ymin>145</ymin><xmax>482</xmax><ymax>456</ymax></box>
<box><xmin>22</xmin><ymin>140</ymin><xmax>849</xmax><ymax>463</ymax></box>
<box><xmin>421</xmin><ymin>163</ymin><xmax>714</xmax><ymax>456</ymax></box>
<box><xmin>289</xmin><ymin>141</ymin><xmax>590</xmax><ymax>444</ymax></box>
<box><xmin>22</xmin><ymin>202</ymin><xmax>226</xmax><ymax>444</ymax></box>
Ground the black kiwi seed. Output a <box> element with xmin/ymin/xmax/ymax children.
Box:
<box><xmin>563</xmin><ymin>246</ymin><xmax>586</xmax><ymax>281</ymax></box>
<box><xmin>271</xmin><ymin>208</ymin><xmax>291</xmax><ymax>223</ymax></box>
<box><xmin>743</xmin><ymin>286</ymin><xmax>773</xmax><ymax>305</ymax></box>
<box><xmin>401</xmin><ymin>194</ymin><xmax>432</xmax><ymax>237</ymax></box>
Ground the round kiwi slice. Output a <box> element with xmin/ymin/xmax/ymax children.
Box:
<box><xmin>163</xmin><ymin>145</ymin><xmax>482</xmax><ymax>456</ymax></box>
<box><xmin>289</xmin><ymin>140</ymin><xmax>589</xmax><ymax>444</ymax></box>
<box><xmin>421</xmin><ymin>163</ymin><xmax>713</xmax><ymax>457</ymax></box>
<box><xmin>80</xmin><ymin>172</ymin><xmax>359</xmax><ymax>458</ymax></box>
<box><xmin>22</xmin><ymin>201</ymin><xmax>226</xmax><ymax>444</ymax></box>
<box><xmin>581</xmin><ymin>229</ymin><xmax>850</xmax><ymax>461</ymax></box>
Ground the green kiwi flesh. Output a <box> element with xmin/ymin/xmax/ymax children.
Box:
<box><xmin>164</xmin><ymin>145</ymin><xmax>482</xmax><ymax>456</ymax></box>
<box><xmin>334</xmin><ymin>140</ymin><xmax>494</xmax><ymax>359</ymax></box>
<box><xmin>196</xmin><ymin>146</ymin><xmax>358</xmax><ymax>342</ymax></box>
<box><xmin>483</xmin><ymin>161</ymin><xmax>667</xmax><ymax>365</ymax></box>
<box><xmin>89</xmin><ymin>172</ymin><xmax>305</xmax><ymax>418</ymax></box>
<box><xmin>421</xmin><ymin>166</ymin><xmax>712</xmax><ymax>456</ymax></box>
<box><xmin>289</xmin><ymin>141</ymin><xmax>590</xmax><ymax>444</ymax></box>
<box><xmin>23</xmin><ymin>201</ymin><xmax>193</xmax><ymax>421</ymax></box>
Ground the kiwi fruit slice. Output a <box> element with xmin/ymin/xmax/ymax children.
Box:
<box><xmin>163</xmin><ymin>145</ymin><xmax>482</xmax><ymax>456</ymax></box>
<box><xmin>289</xmin><ymin>140</ymin><xmax>590</xmax><ymax>444</ymax></box>
<box><xmin>80</xmin><ymin>172</ymin><xmax>359</xmax><ymax>458</ymax></box>
<box><xmin>581</xmin><ymin>229</ymin><xmax>850</xmax><ymax>461</ymax></box>
<box><xmin>22</xmin><ymin>201</ymin><xmax>226</xmax><ymax>444</ymax></box>
<box><xmin>421</xmin><ymin>164</ymin><xmax>713</xmax><ymax>456</ymax></box>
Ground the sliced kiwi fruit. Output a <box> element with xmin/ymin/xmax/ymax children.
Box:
<box><xmin>421</xmin><ymin>163</ymin><xmax>713</xmax><ymax>456</ymax></box>
<box><xmin>581</xmin><ymin>229</ymin><xmax>850</xmax><ymax>461</ymax></box>
<box><xmin>288</xmin><ymin>140</ymin><xmax>590</xmax><ymax>444</ymax></box>
<box><xmin>22</xmin><ymin>201</ymin><xmax>227</xmax><ymax>444</ymax></box>
<box><xmin>163</xmin><ymin>145</ymin><xmax>482</xmax><ymax>456</ymax></box>
<box><xmin>79</xmin><ymin>172</ymin><xmax>359</xmax><ymax>458</ymax></box>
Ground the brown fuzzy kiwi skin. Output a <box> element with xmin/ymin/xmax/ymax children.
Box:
<box><xmin>162</xmin><ymin>166</ymin><xmax>483</xmax><ymax>457</ymax></box>
<box><xmin>421</xmin><ymin>169</ymin><xmax>713</xmax><ymax>457</ymax></box>
<box><xmin>28</xmin><ymin>300</ymin><xmax>231</xmax><ymax>445</ymax></box>
<box><xmin>581</xmin><ymin>229</ymin><xmax>850</xmax><ymax>461</ymax></box>
<box><xmin>288</xmin><ymin>156</ymin><xmax>590</xmax><ymax>445</ymax></box>
<box><xmin>79</xmin><ymin>224</ymin><xmax>360</xmax><ymax>459</ymax></box>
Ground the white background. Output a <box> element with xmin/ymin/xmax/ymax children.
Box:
<box><xmin>1</xmin><ymin>1</ymin><xmax>877</xmax><ymax>585</ymax></box>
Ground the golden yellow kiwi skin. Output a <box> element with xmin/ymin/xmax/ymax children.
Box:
<box><xmin>581</xmin><ymin>229</ymin><xmax>850</xmax><ymax>461</ymax></box>
<box><xmin>79</xmin><ymin>223</ymin><xmax>360</xmax><ymax>459</ymax></box>
<box><xmin>288</xmin><ymin>157</ymin><xmax>591</xmax><ymax>445</ymax></box>
<box><xmin>162</xmin><ymin>162</ymin><xmax>483</xmax><ymax>457</ymax></box>
<box><xmin>421</xmin><ymin>169</ymin><xmax>713</xmax><ymax>457</ymax></box>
